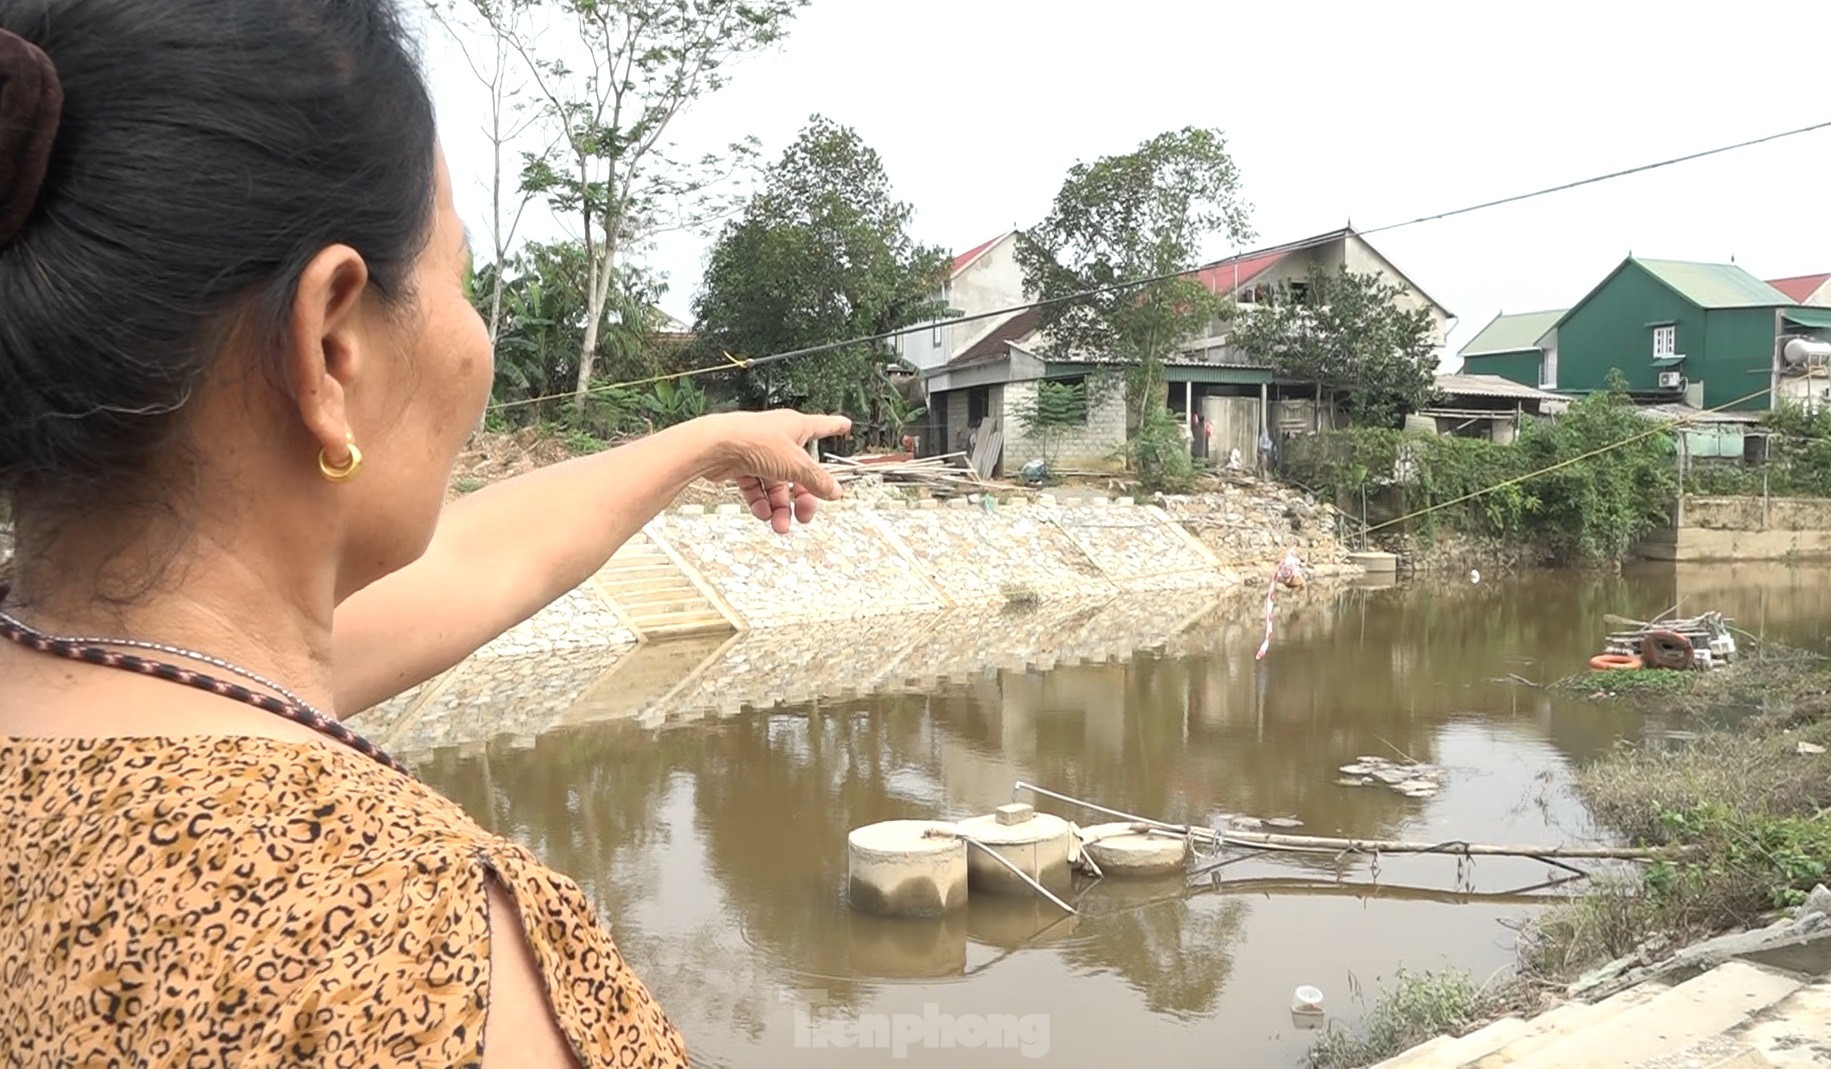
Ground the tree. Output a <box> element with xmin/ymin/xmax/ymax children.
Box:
<box><xmin>424</xmin><ymin>0</ymin><xmax>544</xmax><ymax>346</ymax></box>
<box><xmin>1016</xmin><ymin>127</ymin><xmax>1255</xmax><ymax>440</ymax></box>
<box><xmin>692</xmin><ymin>115</ymin><xmax>951</xmax><ymax>444</ymax></box>
<box><xmin>480</xmin><ymin>239</ymin><xmax>679</xmax><ymax>433</ymax></box>
<box><xmin>476</xmin><ymin>0</ymin><xmax>809</xmax><ymax>406</ymax></box>
<box><xmin>1230</xmin><ymin>266</ymin><xmax>1441</xmax><ymax>429</ymax></box>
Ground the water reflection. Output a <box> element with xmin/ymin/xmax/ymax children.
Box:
<box><xmin>406</xmin><ymin>565</ymin><xmax>1831</xmax><ymax>1068</ymax></box>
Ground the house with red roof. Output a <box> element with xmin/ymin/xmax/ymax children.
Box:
<box><xmin>918</xmin><ymin>227</ymin><xmax>1453</xmax><ymax>475</ymax></box>
<box><xmin>1767</xmin><ymin>273</ymin><xmax>1831</xmax><ymax>307</ymax></box>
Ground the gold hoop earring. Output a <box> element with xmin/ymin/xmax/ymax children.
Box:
<box><xmin>317</xmin><ymin>436</ymin><xmax>363</xmax><ymax>484</ymax></box>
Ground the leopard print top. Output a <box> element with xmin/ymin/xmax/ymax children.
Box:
<box><xmin>0</xmin><ymin>736</ymin><xmax>689</xmax><ymax>1068</ymax></box>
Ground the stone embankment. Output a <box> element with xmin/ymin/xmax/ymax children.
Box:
<box><xmin>450</xmin><ymin>480</ymin><xmax>1348</xmax><ymax>650</ymax></box>
<box><xmin>348</xmin><ymin>480</ymin><xmax>1355</xmax><ymax>755</ymax></box>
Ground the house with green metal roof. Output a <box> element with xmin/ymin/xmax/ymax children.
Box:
<box><xmin>1457</xmin><ymin>309</ymin><xmax>1565</xmax><ymax>389</ymax></box>
<box><xmin>1550</xmin><ymin>256</ymin><xmax>1797</xmax><ymax>412</ymax></box>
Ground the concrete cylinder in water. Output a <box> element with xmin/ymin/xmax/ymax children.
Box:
<box><xmin>955</xmin><ymin>811</ymin><xmax>1074</xmax><ymax>896</ymax></box>
<box><xmin>1079</xmin><ymin>822</ymin><xmax>1190</xmax><ymax>877</ymax></box>
<box><xmin>847</xmin><ymin>820</ymin><xmax>968</xmax><ymax>917</ymax></box>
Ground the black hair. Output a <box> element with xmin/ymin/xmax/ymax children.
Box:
<box><xmin>0</xmin><ymin>0</ymin><xmax>438</xmax><ymax>517</ymax></box>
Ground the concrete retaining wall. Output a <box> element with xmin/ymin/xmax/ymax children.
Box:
<box><xmin>484</xmin><ymin>487</ymin><xmax>1347</xmax><ymax>646</ymax></box>
<box><xmin>1641</xmin><ymin>495</ymin><xmax>1831</xmax><ymax>562</ymax></box>
<box><xmin>351</xmin><ymin>586</ymin><xmax>1355</xmax><ymax>758</ymax></box>
<box><xmin>350</xmin><ymin>486</ymin><xmax>1352</xmax><ymax>747</ymax></box>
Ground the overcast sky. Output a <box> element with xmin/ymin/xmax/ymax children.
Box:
<box><xmin>416</xmin><ymin>0</ymin><xmax>1831</xmax><ymax>354</ymax></box>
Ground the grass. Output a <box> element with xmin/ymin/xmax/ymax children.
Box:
<box><xmin>1309</xmin><ymin>969</ymin><xmax>1501</xmax><ymax>1069</ymax></box>
<box><xmin>1310</xmin><ymin>652</ymin><xmax>1831</xmax><ymax>1067</ymax></box>
<box><xmin>999</xmin><ymin>582</ymin><xmax>1042</xmax><ymax>610</ymax></box>
<box><xmin>1551</xmin><ymin>668</ymin><xmax>1694</xmax><ymax>699</ymax></box>
<box><xmin>1519</xmin><ymin>664</ymin><xmax>1831</xmax><ymax>985</ymax></box>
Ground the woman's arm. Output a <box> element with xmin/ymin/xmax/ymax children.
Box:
<box><xmin>330</xmin><ymin>411</ymin><xmax>848</xmax><ymax>716</ymax></box>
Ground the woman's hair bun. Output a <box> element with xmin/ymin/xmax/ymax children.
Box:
<box><xmin>0</xmin><ymin>28</ymin><xmax>63</xmax><ymax>247</ymax></box>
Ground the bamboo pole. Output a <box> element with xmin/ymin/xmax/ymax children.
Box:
<box><xmin>1013</xmin><ymin>782</ymin><xmax>1688</xmax><ymax>864</ymax></box>
<box><xmin>953</xmin><ymin>834</ymin><xmax>1078</xmax><ymax>916</ymax></box>
<box><xmin>1215</xmin><ymin>828</ymin><xmax>1681</xmax><ymax>861</ymax></box>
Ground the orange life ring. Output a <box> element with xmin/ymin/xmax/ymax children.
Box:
<box><xmin>1590</xmin><ymin>653</ymin><xmax>1643</xmax><ymax>672</ymax></box>
<box><xmin>1641</xmin><ymin>630</ymin><xmax>1695</xmax><ymax>671</ymax></box>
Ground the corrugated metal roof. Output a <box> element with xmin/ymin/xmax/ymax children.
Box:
<box><xmin>1458</xmin><ymin>309</ymin><xmax>1565</xmax><ymax>357</ymax></box>
<box><xmin>1433</xmin><ymin>374</ymin><xmax>1563</xmax><ymax>401</ymax></box>
<box><xmin>1768</xmin><ymin>273</ymin><xmax>1831</xmax><ymax>303</ymax></box>
<box><xmin>1782</xmin><ymin>307</ymin><xmax>1831</xmax><ymax>330</ymax></box>
<box><xmin>1635</xmin><ymin>403</ymin><xmax>1761</xmax><ymax>426</ymax></box>
<box><xmin>1637</xmin><ymin>258</ymin><xmax>1794</xmax><ymax>309</ymax></box>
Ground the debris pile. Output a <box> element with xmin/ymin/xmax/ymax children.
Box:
<box><xmin>1592</xmin><ymin>611</ymin><xmax>1737</xmax><ymax>672</ymax></box>
<box><xmin>823</xmin><ymin>451</ymin><xmax>996</xmax><ymax>498</ymax></box>
<box><xmin>1336</xmin><ymin>757</ymin><xmax>1445</xmax><ymax>799</ymax></box>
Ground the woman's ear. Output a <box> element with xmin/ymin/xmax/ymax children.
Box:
<box><xmin>286</xmin><ymin>244</ymin><xmax>372</xmax><ymax>461</ymax></box>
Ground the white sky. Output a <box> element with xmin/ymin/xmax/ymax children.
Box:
<box><xmin>417</xmin><ymin>0</ymin><xmax>1831</xmax><ymax>354</ymax></box>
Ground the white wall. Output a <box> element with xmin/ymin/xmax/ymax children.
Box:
<box><xmin>903</xmin><ymin>234</ymin><xmax>1024</xmax><ymax>372</ymax></box>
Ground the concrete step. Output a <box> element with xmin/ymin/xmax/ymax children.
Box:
<box><xmin>615</xmin><ymin>590</ymin><xmax>709</xmax><ymax>610</ymax></box>
<box><xmin>1472</xmin><ymin>982</ymin><xmax>1673</xmax><ymax>1068</ymax></box>
<box><xmin>593</xmin><ymin>532</ymin><xmax>733</xmax><ymax>638</ymax></box>
<box><xmin>1372</xmin><ymin>1035</ymin><xmax>1453</xmax><ymax>1069</ymax></box>
<box><xmin>1506</xmin><ymin>963</ymin><xmax>1805</xmax><ymax>1069</ymax></box>
<box><xmin>1729</xmin><ymin>978</ymin><xmax>1831</xmax><ymax>1069</ymax></box>
<box><xmin>562</xmin><ymin>633</ymin><xmax>732</xmax><ymax>726</ymax></box>
<box><xmin>1393</xmin><ymin>1017</ymin><xmax>1530</xmax><ymax>1069</ymax></box>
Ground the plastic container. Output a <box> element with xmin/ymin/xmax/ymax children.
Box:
<box><xmin>1292</xmin><ymin>985</ymin><xmax>1325</xmax><ymax>1014</ymax></box>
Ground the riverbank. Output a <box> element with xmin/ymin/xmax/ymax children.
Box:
<box><xmin>1312</xmin><ymin>649</ymin><xmax>1831</xmax><ymax>1066</ymax></box>
<box><xmin>349</xmin><ymin>575</ymin><xmax>1361</xmax><ymax>757</ymax></box>
<box><xmin>420</xmin><ymin>470</ymin><xmax>1354</xmax><ymax>656</ymax></box>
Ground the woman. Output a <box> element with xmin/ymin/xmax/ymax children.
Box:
<box><xmin>0</xmin><ymin>1</ymin><xmax>847</xmax><ymax>1064</ymax></box>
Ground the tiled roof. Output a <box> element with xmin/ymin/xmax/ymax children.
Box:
<box><xmin>1459</xmin><ymin>309</ymin><xmax>1565</xmax><ymax>357</ymax></box>
<box><xmin>951</xmin><ymin>236</ymin><xmax>1002</xmax><ymax>275</ymax></box>
<box><xmin>1193</xmin><ymin>250</ymin><xmax>1290</xmax><ymax>295</ymax></box>
<box><xmin>1637</xmin><ymin>259</ymin><xmax>1794</xmax><ymax>309</ymax></box>
<box><xmin>946</xmin><ymin>307</ymin><xmax>1041</xmax><ymax>369</ymax></box>
<box><xmin>1766</xmin><ymin>273</ymin><xmax>1831</xmax><ymax>303</ymax></box>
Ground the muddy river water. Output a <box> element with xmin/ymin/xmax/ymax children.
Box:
<box><xmin>410</xmin><ymin>563</ymin><xmax>1831</xmax><ymax>1067</ymax></box>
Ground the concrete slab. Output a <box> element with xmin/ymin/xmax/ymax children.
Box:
<box><xmin>1473</xmin><ymin>983</ymin><xmax>1672</xmax><ymax>1068</ymax></box>
<box><xmin>1733</xmin><ymin>979</ymin><xmax>1831</xmax><ymax>1069</ymax></box>
<box><xmin>1400</xmin><ymin>1016</ymin><xmax>1527</xmax><ymax>1069</ymax></box>
<box><xmin>1509</xmin><ymin>963</ymin><xmax>1804</xmax><ymax>1069</ymax></box>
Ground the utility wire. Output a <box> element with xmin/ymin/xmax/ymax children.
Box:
<box><xmin>1360</xmin><ymin>118</ymin><xmax>1831</xmax><ymax>235</ymax></box>
<box><xmin>486</xmin><ymin>117</ymin><xmax>1831</xmax><ymax>414</ymax></box>
<box><xmin>1363</xmin><ymin>385</ymin><xmax>1771</xmax><ymax>536</ymax></box>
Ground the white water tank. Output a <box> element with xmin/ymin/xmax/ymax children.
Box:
<box><xmin>1782</xmin><ymin>336</ymin><xmax>1831</xmax><ymax>371</ymax></box>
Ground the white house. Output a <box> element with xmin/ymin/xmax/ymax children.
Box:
<box><xmin>919</xmin><ymin>227</ymin><xmax>1454</xmax><ymax>476</ymax></box>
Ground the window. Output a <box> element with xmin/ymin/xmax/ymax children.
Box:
<box><xmin>1540</xmin><ymin>343</ymin><xmax>1558</xmax><ymax>389</ymax></box>
<box><xmin>1653</xmin><ymin>324</ymin><xmax>1676</xmax><ymax>360</ymax></box>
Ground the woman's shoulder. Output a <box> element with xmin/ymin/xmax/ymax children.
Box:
<box><xmin>0</xmin><ymin>736</ymin><xmax>499</xmax><ymax>1063</ymax></box>
<box><xmin>0</xmin><ymin>735</ymin><xmax>687</xmax><ymax>1066</ymax></box>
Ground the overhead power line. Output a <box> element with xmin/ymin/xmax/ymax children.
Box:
<box><xmin>487</xmin><ymin>117</ymin><xmax>1831</xmax><ymax>413</ymax></box>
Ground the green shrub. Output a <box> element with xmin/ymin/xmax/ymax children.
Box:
<box><xmin>1129</xmin><ymin>406</ymin><xmax>1196</xmax><ymax>494</ymax></box>
<box><xmin>1309</xmin><ymin>969</ymin><xmax>1496</xmax><ymax>1069</ymax></box>
<box><xmin>1283</xmin><ymin>386</ymin><xmax>1674</xmax><ymax>564</ymax></box>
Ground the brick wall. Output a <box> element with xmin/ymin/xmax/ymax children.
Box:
<box><xmin>944</xmin><ymin>390</ymin><xmax>969</xmax><ymax>454</ymax></box>
<box><xmin>1000</xmin><ymin>379</ymin><xmax>1128</xmax><ymax>471</ymax></box>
